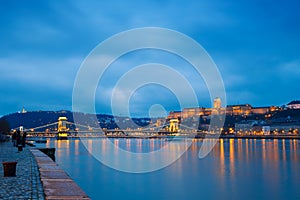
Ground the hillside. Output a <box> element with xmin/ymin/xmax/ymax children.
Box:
<box><xmin>1</xmin><ymin>108</ymin><xmax>300</xmax><ymax>133</ymax></box>
<box><xmin>1</xmin><ymin>111</ymin><xmax>152</xmax><ymax>131</ymax></box>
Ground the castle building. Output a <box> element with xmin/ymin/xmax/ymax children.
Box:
<box><xmin>287</xmin><ymin>100</ymin><xmax>300</xmax><ymax>109</ymax></box>
<box><xmin>226</xmin><ymin>104</ymin><xmax>252</xmax><ymax>116</ymax></box>
<box><xmin>167</xmin><ymin>98</ymin><xmax>283</xmax><ymax>119</ymax></box>
<box><xmin>251</xmin><ymin>107</ymin><xmax>270</xmax><ymax>114</ymax></box>
<box><xmin>167</xmin><ymin>111</ymin><xmax>182</xmax><ymax>119</ymax></box>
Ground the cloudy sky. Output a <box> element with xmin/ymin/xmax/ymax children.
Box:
<box><xmin>1</xmin><ymin>0</ymin><xmax>300</xmax><ymax>117</ymax></box>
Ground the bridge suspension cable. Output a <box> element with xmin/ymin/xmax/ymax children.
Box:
<box><xmin>178</xmin><ymin>124</ymin><xmax>197</xmax><ymax>130</ymax></box>
<box><xmin>12</xmin><ymin>119</ymin><xmax>195</xmax><ymax>133</ymax></box>
<box><xmin>66</xmin><ymin>122</ymin><xmax>103</xmax><ymax>130</ymax></box>
<box><xmin>23</xmin><ymin>122</ymin><xmax>59</xmax><ymax>131</ymax></box>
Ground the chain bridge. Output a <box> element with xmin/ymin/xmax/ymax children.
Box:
<box><xmin>12</xmin><ymin>117</ymin><xmax>196</xmax><ymax>138</ymax></box>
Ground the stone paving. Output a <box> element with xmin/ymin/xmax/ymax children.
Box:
<box><xmin>0</xmin><ymin>142</ymin><xmax>44</xmax><ymax>200</ymax></box>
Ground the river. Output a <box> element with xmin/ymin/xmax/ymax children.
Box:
<box><xmin>39</xmin><ymin>138</ymin><xmax>300</xmax><ymax>200</ymax></box>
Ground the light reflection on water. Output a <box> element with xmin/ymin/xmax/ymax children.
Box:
<box><xmin>42</xmin><ymin>138</ymin><xmax>300</xmax><ymax>200</ymax></box>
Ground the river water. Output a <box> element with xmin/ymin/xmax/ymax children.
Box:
<box><xmin>40</xmin><ymin>138</ymin><xmax>300</xmax><ymax>200</ymax></box>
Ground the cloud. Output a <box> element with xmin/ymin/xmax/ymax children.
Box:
<box><xmin>0</xmin><ymin>56</ymin><xmax>80</xmax><ymax>88</ymax></box>
<box><xmin>1</xmin><ymin>0</ymin><xmax>300</xmax><ymax>116</ymax></box>
<box><xmin>0</xmin><ymin>55</ymin><xmax>82</xmax><ymax>114</ymax></box>
<box><xmin>278</xmin><ymin>60</ymin><xmax>300</xmax><ymax>76</ymax></box>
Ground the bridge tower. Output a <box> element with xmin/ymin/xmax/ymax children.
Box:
<box><xmin>57</xmin><ymin>117</ymin><xmax>69</xmax><ymax>139</ymax></box>
<box><xmin>169</xmin><ymin>119</ymin><xmax>179</xmax><ymax>133</ymax></box>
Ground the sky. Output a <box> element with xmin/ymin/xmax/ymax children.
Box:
<box><xmin>1</xmin><ymin>0</ymin><xmax>300</xmax><ymax>117</ymax></box>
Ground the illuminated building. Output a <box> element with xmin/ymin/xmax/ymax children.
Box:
<box><xmin>155</xmin><ymin>118</ymin><xmax>166</xmax><ymax>127</ymax></box>
<box><xmin>21</xmin><ymin>107</ymin><xmax>27</xmax><ymax>113</ymax></box>
<box><xmin>287</xmin><ymin>100</ymin><xmax>300</xmax><ymax>109</ymax></box>
<box><xmin>226</xmin><ymin>104</ymin><xmax>252</xmax><ymax>116</ymax></box>
<box><xmin>251</xmin><ymin>107</ymin><xmax>270</xmax><ymax>114</ymax></box>
<box><xmin>213</xmin><ymin>97</ymin><xmax>222</xmax><ymax>108</ymax></box>
<box><xmin>235</xmin><ymin>121</ymin><xmax>257</xmax><ymax>135</ymax></box>
<box><xmin>182</xmin><ymin>107</ymin><xmax>205</xmax><ymax>118</ymax></box>
<box><xmin>167</xmin><ymin>111</ymin><xmax>181</xmax><ymax>119</ymax></box>
<box><xmin>262</xmin><ymin>126</ymin><xmax>270</xmax><ymax>135</ymax></box>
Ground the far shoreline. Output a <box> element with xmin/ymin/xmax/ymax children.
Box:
<box><xmin>27</xmin><ymin>134</ymin><xmax>300</xmax><ymax>140</ymax></box>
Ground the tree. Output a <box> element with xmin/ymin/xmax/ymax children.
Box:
<box><xmin>0</xmin><ymin>118</ymin><xmax>10</xmax><ymax>134</ymax></box>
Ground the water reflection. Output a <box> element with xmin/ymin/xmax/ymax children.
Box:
<box><xmin>74</xmin><ymin>139</ymin><xmax>79</xmax><ymax>155</ymax></box>
<box><xmin>42</xmin><ymin>138</ymin><xmax>300</xmax><ymax>200</ymax></box>
<box><xmin>214</xmin><ymin>138</ymin><xmax>300</xmax><ymax>163</ymax></box>
<box><xmin>212</xmin><ymin>138</ymin><xmax>300</xmax><ymax>197</ymax></box>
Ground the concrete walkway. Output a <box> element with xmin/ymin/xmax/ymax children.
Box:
<box><xmin>0</xmin><ymin>142</ymin><xmax>44</xmax><ymax>199</ymax></box>
<box><xmin>31</xmin><ymin>149</ymin><xmax>90</xmax><ymax>200</ymax></box>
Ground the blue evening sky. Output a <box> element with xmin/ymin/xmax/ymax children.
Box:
<box><xmin>0</xmin><ymin>0</ymin><xmax>300</xmax><ymax>117</ymax></box>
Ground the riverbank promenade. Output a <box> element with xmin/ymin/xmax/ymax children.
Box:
<box><xmin>0</xmin><ymin>142</ymin><xmax>44</xmax><ymax>199</ymax></box>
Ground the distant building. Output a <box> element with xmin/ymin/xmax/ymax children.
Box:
<box><xmin>251</xmin><ymin>107</ymin><xmax>270</xmax><ymax>114</ymax></box>
<box><xmin>155</xmin><ymin>118</ymin><xmax>166</xmax><ymax>127</ymax></box>
<box><xmin>21</xmin><ymin>107</ymin><xmax>27</xmax><ymax>113</ymax></box>
<box><xmin>204</xmin><ymin>108</ymin><xmax>212</xmax><ymax>115</ymax></box>
<box><xmin>270</xmin><ymin>124</ymin><xmax>300</xmax><ymax>135</ymax></box>
<box><xmin>167</xmin><ymin>111</ymin><xmax>182</xmax><ymax>119</ymax></box>
<box><xmin>167</xmin><ymin>99</ymin><xmax>298</xmax><ymax>122</ymax></box>
<box><xmin>182</xmin><ymin>107</ymin><xmax>205</xmax><ymax>118</ymax></box>
<box><xmin>262</xmin><ymin>126</ymin><xmax>271</xmax><ymax>135</ymax></box>
<box><xmin>226</xmin><ymin>104</ymin><xmax>252</xmax><ymax>116</ymax></box>
<box><xmin>270</xmin><ymin>106</ymin><xmax>280</xmax><ymax>112</ymax></box>
<box><xmin>235</xmin><ymin>120</ymin><xmax>258</xmax><ymax>134</ymax></box>
<box><xmin>235</xmin><ymin>121</ymin><xmax>269</xmax><ymax>135</ymax></box>
<box><xmin>287</xmin><ymin>100</ymin><xmax>300</xmax><ymax>109</ymax></box>
<box><xmin>213</xmin><ymin>97</ymin><xmax>222</xmax><ymax>108</ymax></box>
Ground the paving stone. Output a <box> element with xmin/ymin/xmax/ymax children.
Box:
<box><xmin>0</xmin><ymin>142</ymin><xmax>45</xmax><ymax>200</ymax></box>
<box><xmin>1</xmin><ymin>141</ymin><xmax>90</xmax><ymax>200</ymax></box>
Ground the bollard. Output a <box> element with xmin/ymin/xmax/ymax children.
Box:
<box><xmin>17</xmin><ymin>145</ymin><xmax>23</xmax><ymax>152</ymax></box>
<box><xmin>2</xmin><ymin>162</ymin><xmax>17</xmax><ymax>177</ymax></box>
